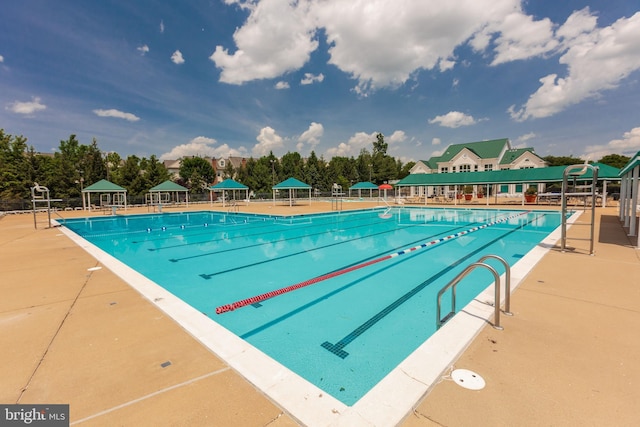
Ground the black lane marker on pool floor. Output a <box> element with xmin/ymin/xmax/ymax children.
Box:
<box><xmin>200</xmin><ymin>210</ymin><xmax>483</xmax><ymax>279</ymax></box>
<box><xmin>169</xmin><ymin>216</ymin><xmax>399</xmax><ymax>263</ymax></box>
<box><xmin>198</xmin><ymin>222</ymin><xmax>422</xmax><ymax>279</ymax></box>
<box><xmin>237</xmin><ymin>212</ymin><xmax>515</xmax><ymax>338</ymax></box>
<box><xmin>321</xmin><ymin>213</ymin><xmax>543</xmax><ymax>359</ymax></box>
<box><xmin>144</xmin><ymin>211</ymin><xmax>377</xmax><ymax>250</ymax></box>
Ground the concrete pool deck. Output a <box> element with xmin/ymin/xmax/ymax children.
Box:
<box><xmin>1</xmin><ymin>201</ymin><xmax>639</xmax><ymax>426</ymax></box>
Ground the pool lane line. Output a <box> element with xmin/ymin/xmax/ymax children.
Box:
<box><xmin>199</xmin><ymin>221</ymin><xmax>425</xmax><ymax>279</ymax></box>
<box><xmin>320</xmin><ymin>211</ymin><xmax>545</xmax><ymax>359</ymax></box>
<box><xmin>164</xmin><ymin>215</ymin><xmax>401</xmax><ymax>261</ymax></box>
<box><xmin>215</xmin><ymin>210</ymin><xmax>530</xmax><ymax>314</ymax></box>
<box><xmin>200</xmin><ymin>213</ymin><xmax>474</xmax><ymax>280</ymax></box>
<box><xmin>199</xmin><ymin>210</ymin><xmax>479</xmax><ymax>278</ymax></box>
<box><xmin>133</xmin><ymin>208</ymin><xmax>381</xmax><ymax>245</ymax></box>
<box><xmin>239</xmin><ymin>211</ymin><xmax>548</xmax><ymax>340</ymax></box>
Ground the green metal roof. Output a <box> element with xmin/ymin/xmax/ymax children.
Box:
<box><xmin>149</xmin><ymin>180</ymin><xmax>188</xmax><ymax>192</ymax></box>
<box><xmin>433</xmin><ymin>138</ymin><xmax>509</xmax><ymax>163</ymax></box>
<box><xmin>619</xmin><ymin>151</ymin><xmax>640</xmax><ymax>176</ymax></box>
<box><xmin>82</xmin><ymin>179</ymin><xmax>126</xmax><ymax>192</ymax></box>
<box><xmin>499</xmin><ymin>148</ymin><xmax>535</xmax><ymax>165</ymax></box>
<box><xmin>397</xmin><ymin>164</ymin><xmax>620</xmax><ymax>187</ymax></box>
<box><xmin>349</xmin><ymin>181</ymin><xmax>379</xmax><ymax>190</ymax></box>
<box><xmin>210</xmin><ymin>179</ymin><xmax>249</xmax><ymax>190</ymax></box>
<box><xmin>273</xmin><ymin>177</ymin><xmax>311</xmax><ymax>189</ymax></box>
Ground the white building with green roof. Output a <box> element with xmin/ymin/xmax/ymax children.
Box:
<box><xmin>408</xmin><ymin>138</ymin><xmax>547</xmax><ymax>197</ymax></box>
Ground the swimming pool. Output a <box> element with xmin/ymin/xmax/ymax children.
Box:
<box><xmin>61</xmin><ymin>207</ymin><xmax>564</xmax><ymax>423</ymax></box>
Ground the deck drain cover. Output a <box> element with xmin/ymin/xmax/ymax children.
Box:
<box><xmin>451</xmin><ymin>369</ymin><xmax>485</xmax><ymax>390</ymax></box>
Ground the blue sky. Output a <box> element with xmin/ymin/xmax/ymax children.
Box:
<box><xmin>2</xmin><ymin>0</ymin><xmax>640</xmax><ymax>163</ymax></box>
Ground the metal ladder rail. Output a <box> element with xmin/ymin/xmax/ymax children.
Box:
<box><xmin>436</xmin><ymin>255</ymin><xmax>512</xmax><ymax>330</ymax></box>
<box><xmin>561</xmin><ymin>164</ymin><xmax>598</xmax><ymax>255</ymax></box>
<box><xmin>331</xmin><ymin>183</ymin><xmax>344</xmax><ymax>211</ymax></box>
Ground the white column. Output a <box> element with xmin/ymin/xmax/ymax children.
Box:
<box><xmin>630</xmin><ymin>165</ymin><xmax>639</xmax><ymax>239</ymax></box>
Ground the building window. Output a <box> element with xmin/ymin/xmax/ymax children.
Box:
<box><xmin>440</xmin><ymin>167</ymin><xmax>448</xmax><ymax>173</ymax></box>
<box><xmin>485</xmin><ymin>164</ymin><xmax>493</xmax><ymax>171</ymax></box>
<box><xmin>474</xmin><ymin>165</ymin><xmax>478</xmax><ymax>172</ymax></box>
<box><xmin>219</xmin><ymin>159</ymin><xmax>225</xmax><ymax>167</ymax></box>
<box><xmin>460</xmin><ymin>164</ymin><xmax>471</xmax><ymax>173</ymax></box>
<box><xmin>452</xmin><ymin>166</ymin><xmax>457</xmax><ymax>173</ymax></box>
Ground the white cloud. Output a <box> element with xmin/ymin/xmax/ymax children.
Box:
<box><xmin>510</xmin><ymin>10</ymin><xmax>640</xmax><ymax>121</ymax></box>
<box><xmin>252</xmin><ymin>126</ymin><xmax>284</xmax><ymax>156</ymax></box>
<box><xmin>515</xmin><ymin>132</ymin><xmax>536</xmax><ymax>144</ymax></box>
<box><xmin>171</xmin><ymin>50</ymin><xmax>185</xmax><ymax>64</ymax></box>
<box><xmin>314</xmin><ymin>0</ymin><xmax>519</xmax><ymax>94</ymax></box>
<box><xmin>583</xmin><ymin>127</ymin><xmax>640</xmax><ymax>159</ymax></box>
<box><xmin>160</xmin><ymin>136</ymin><xmax>247</xmax><ymax>160</ymax></box>
<box><xmin>275</xmin><ymin>81</ymin><xmax>290</xmax><ymax>89</ymax></box>
<box><xmin>210</xmin><ymin>0</ymin><xmax>318</xmax><ymax>84</ymax></box>
<box><xmin>300</xmin><ymin>72</ymin><xmax>324</xmax><ymax>85</ymax></box>
<box><xmin>297</xmin><ymin>122</ymin><xmax>324</xmax><ymax>152</ymax></box>
<box><xmin>488</xmin><ymin>12</ymin><xmax>558</xmax><ymax>65</ymax></box>
<box><xmin>387</xmin><ymin>130</ymin><xmax>407</xmax><ymax>144</ymax></box>
<box><xmin>0</xmin><ymin>54</ymin><xmax>4</xmax><ymax>63</ymax></box>
<box><xmin>432</xmin><ymin>137</ymin><xmax>441</xmax><ymax>146</ymax></box>
<box><xmin>160</xmin><ymin>20</ymin><xmax>165</xmax><ymax>34</ymax></box>
<box><xmin>6</xmin><ymin>97</ymin><xmax>46</xmax><ymax>115</ymax></box>
<box><xmin>213</xmin><ymin>0</ymin><xmax>521</xmax><ymax>92</ymax></box>
<box><xmin>326</xmin><ymin>131</ymin><xmax>377</xmax><ymax>157</ymax></box>
<box><xmin>93</xmin><ymin>109</ymin><xmax>140</xmax><ymax>122</ymax></box>
<box><xmin>429</xmin><ymin>111</ymin><xmax>477</xmax><ymax>128</ymax></box>
<box><xmin>137</xmin><ymin>44</ymin><xmax>149</xmax><ymax>55</ymax></box>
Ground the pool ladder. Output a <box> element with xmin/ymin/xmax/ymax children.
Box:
<box><xmin>436</xmin><ymin>255</ymin><xmax>512</xmax><ymax>330</ymax></box>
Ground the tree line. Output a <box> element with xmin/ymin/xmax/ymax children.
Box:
<box><xmin>0</xmin><ymin>129</ymin><xmax>413</xmax><ymax>202</ymax></box>
<box><xmin>1</xmin><ymin>129</ymin><xmax>630</xmax><ymax>204</ymax></box>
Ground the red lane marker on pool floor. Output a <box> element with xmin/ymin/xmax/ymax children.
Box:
<box><xmin>215</xmin><ymin>210</ymin><xmax>529</xmax><ymax>314</ymax></box>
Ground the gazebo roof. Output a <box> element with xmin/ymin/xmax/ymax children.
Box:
<box><xmin>210</xmin><ymin>179</ymin><xmax>249</xmax><ymax>190</ymax></box>
<box><xmin>149</xmin><ymin>180</ymin><xmax>188</xmax><ymax>192</ymax></box>
<box><xmin>82</xmin><ymin>179</ymin><xmax>126</xmax><ymax>192</ymax></box>
<box><xmin>273</xmin><ymin>177</ymin><xmax>311</xmax><ymax>189</ymax></box>
<box><xmin>349</xmin><ymin>181</ymin><xmax>379</xmax><ymax>190</ymax></box>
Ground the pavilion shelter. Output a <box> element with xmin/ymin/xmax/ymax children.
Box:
<box><xmin>396</xmin><ymin>163</ymin><xmax>620</xmax><ymax>207</ymax></box>
<box><xmin>619</xmin><ymin>151</ymin><xmax>640</xmax><ymax>248</ymax></box>
<box><xmin>81</xmin><ymin>179</ymin><xmax>127</xmax><ymax>212</ymax></box>
<box><xmin>147</xmin><ymin>180</ymin><xmax>189</xmax><ymax>208</ymax></box>
<box><xmin>349</xmin><ymin>181</ymin><xmax>379</xmax><ymax>198</ymax></box>
<box><xmin>272</xmin><ymin>177</ymin><xmax>312</xmax><ymax>207</ymax></box>
<box><xmin>210</xmin><ymin>179</ymin><xmax>249</xmax><ymax>207</ymax></box>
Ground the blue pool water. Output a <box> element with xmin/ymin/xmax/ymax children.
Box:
<box><xmin>63</xmin><ymin>207</ymin><xmax>562</xmax><ymax>405</ymax></box>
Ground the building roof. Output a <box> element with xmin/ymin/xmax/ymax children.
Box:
<box><xmin>432</xmin><ymin>138</ymin><xmax>509</xmax><ymax>163</ymax></box>
<box><xmin>148</xmin><ymin>180</ymin><xmax>188</xmax><ymax>192</ymax></box>
<box><xmin>82</xmin><ymin>179</ymin><xmax>126</xmax><ymax>192</ymax></box>
<box><xmin>499</xmin><ymin>148</ymin><xmax>537</xmax><ymax>165</ymax></box>
<box><xmin>619</xmin><ymin>151</ymin><xmax>640</xmax><ymax>176</ymax></box>
<box><xmin>349</xmin><ymin>182</ymin><xmax>379</xmax><ymax>190</ymax></box>
<box><xmin>210</xmin><ymin>179</ymin><xmax>249</xmax><ymax>190</ymax></box>
<box><xmin>397</xmin><ymin>164</ymin><xmax>620</xmax><ymax>187</ymax></box>
<box><xmin>273</xmin><ymin>177</ymin><xmax>311</xmax><ymax>189</ymax></box>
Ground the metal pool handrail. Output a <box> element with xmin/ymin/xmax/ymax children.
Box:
<box><xmin>436</xmin><ymin>255</ymin><xmax>512</xmax><ymax>330</ymax></box>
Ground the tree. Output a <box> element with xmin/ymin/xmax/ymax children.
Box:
<box><xmin>542</xmin><ymin>155</ymin><xmax>585</xmax><ymax>167</ymax></box>
<box><xmin>0</xmin><ymin>130</ymin><xmax>30</xmax><ymax>199</ymax></box>
<box><xmin>304</xmin><ymin>151</ymin><xmax>325</xmax><ymax>191</ymax></box>
<box><xmin>597</xmin><ymin>154</ymin><xmax>630</xmax><ymax>169</ymax></box>
<box><xmin>281</xmin><ymin>152</ymin><xmax>304</xmax><ymax>181</ymax></box>
<box><xmin>179</xmin><ymin>157</ymin><xmax>215</xmax><ymax>193</ymax></box>
<box><xmin>144</xmin><ymin>155</ymin><xmax>171</xmax><ymax>186</ymax></box>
